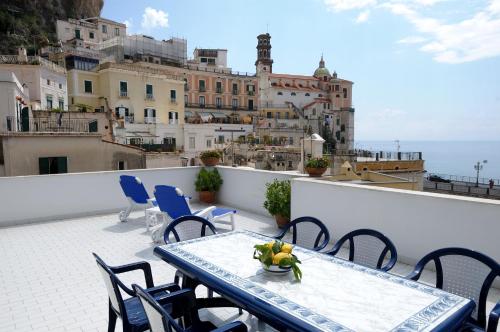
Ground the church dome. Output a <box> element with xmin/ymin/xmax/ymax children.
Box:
<box><xmin>313</xmin><ymin>55</ymin><xmax>331</xmax><ymax>79</ymax></box>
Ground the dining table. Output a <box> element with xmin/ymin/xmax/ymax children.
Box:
<box><xmin>154</xmin><ymin>230</ymin><xmax>475</xmax><ymax>332</ymax></box>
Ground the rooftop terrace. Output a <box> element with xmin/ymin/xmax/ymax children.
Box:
<box><xmin>0</xmin><ymin>166</ymin><xmax>499</xmax><ymax>331</ymax></box>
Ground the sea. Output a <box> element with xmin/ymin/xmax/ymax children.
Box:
<box><xmin>356</xmin><ymin>141</ymin><xmax>500</xmax><ymax>180</ymax></box>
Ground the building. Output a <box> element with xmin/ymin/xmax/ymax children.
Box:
<box><xmin>56</xmin><ymin>17</ymin><xmax>127</xmax><ymax>50</ymax></box>
<box><xmin>255</xmin><ymin>33</ymin><xmax>354</xmax><ymax>152</ymax></box>
<box><xmin>0</xmin><ymin>70</ymin><xmax>30</xmax><ymax>133</ymax></box>
<box><xmin>0</xmin><ymin>49</ymin><xmax>68</xmax><ymax>111</ymax></box>
<box><xmin>67</xmin><ymin>62</ymin><xmax>185</xmax><ymax>150</ymax></box>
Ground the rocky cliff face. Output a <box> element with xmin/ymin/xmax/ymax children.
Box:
<box><xmin>0</xmin><ymin>0</ymin><xmax>104</xmax><ymax>54</ymax></box>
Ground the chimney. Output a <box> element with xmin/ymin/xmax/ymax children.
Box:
<box><xmin>17</xmin><ymin>48</ymin><xmax>28</xmax><ymax>63</ymax></box>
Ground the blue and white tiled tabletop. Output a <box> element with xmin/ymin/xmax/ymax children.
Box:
<box><xmin>155</xmin><ymin>230</ymin><xmax>473</xmax><ymax>332</ymax></box>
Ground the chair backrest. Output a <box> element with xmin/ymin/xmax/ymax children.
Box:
<box><xmin>163</xmin><ymin>215</ymin><xmax>217</xmax><ymax>244</ymax></box>
<box><xmin>92</xmin><ymin>253</ymin><xmax>126</xmax><ymax>319</ymax></box>
<box><xmin>120</xmin><ymin>175</ymin><xmax>150</xmax><ymax>204</ymax></box>
<box><xmin>133</xmin><ymin>285</ymin><xmax>200</xmax><ymax>332</ymax></box>
<box><xmin>276</xmin><ymin>216</ymin><xmax>330</xmax><ymax>251</ymax></box>
<box><xmin>409</xmin><ymin>247</ymin><xmax>500</xmax><ymax>328</ymax></box>
<box><xmin>328</xmin><ymin>228</ymin><xmax>398</xmax><ymax>271</ymax></box>
<box><xmin>133</xmin><ymin>284</ymin><xmax>170</xmax><ymax>332</ymax></box>
<box><xmin>154</xmin><ymin>185</ymin><xmax>192</xmax><ymax>219</ymax></box>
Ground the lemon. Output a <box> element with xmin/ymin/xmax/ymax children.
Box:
<box><xmin>281</xmin><ymin>243</ymin><xmax>293</xmax><ymax>253</ymax></box>
<box><xmin>266</xmin><ymin>241</ymin><xmax>275</xmax><ymax>250</ymax></box>
<box><xmin>273</xmin><ymin>252</ymin><xmax>292</xmax><ymax>265</ymax></box>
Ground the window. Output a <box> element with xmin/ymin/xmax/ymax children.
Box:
<box><xmin>267</xmin><ymin>112</ymin><xmax>272</xmax><ymax>119</ymax></box>
<box><xmin>189</xmin><ymin>137</ymin><xmax>195</xmax><ymax>149</ymax></box>
<box><xmin>285</xmin><ymin>112</ymin><xmax>289</xmax><ymax>119</ymax></box>
<box><xmin>216</xmin><ymin>97</ymin><xmax>222</xmax><ymax>108</ymax></box>
<box><xmin>305</xmin><ymin>93</ymin><xmax>310</xmax><ymax>96</ymax></box>
<box><xmin>200</xmin><ymin>57</ymin><xmax>208</xmax><ymax>63</ymax></box>
<box><xmin>312</xmin><ymin>109</ymin><xmax>316</xmax><ymax>116</ymax></box>
<box><xmin>216</xmin><ymin>81</ymin><xmax>222</xmax><ymax>93</ymax></box>
<box><xmin>206</xmin><ymin>139</ymin><xmax>212</xmax><ymax>148</ymax></box>
<box><xmin>59</xmin><ymin>83</ymin><xmax>63</xmax><ymax>89</ymax></box>
<box><xmin>58</xmin><ymin>99</ymin><xmax>64</xmax><ymax>110</ymax></box>
<box><xmin>289</xmin><ymin>137</ymin><xmax>293</xmax><ymax>145</ymax></box>
<box><xmin>248</xmin><ymin>99</ymin><xmax>254</xmax><ymax>110</ymax></box>
<box><xmin>168</xmin><ymin>111</ymin><xmax>179</xmax><ymax>125</ymax></box>
<box><xmin>39</xmin><ymin>157</ymin><xmax>67</xmax><ymax>175</ymax></box>
<box><xmin>89</xmin><ymin>32</ymin><xmax>94</xmax><ymax>39</ymax></box>
<box><xmin>120</xmin><ymin>81</ymin><xmax>128</xmax><ymax>97</ymax></box>
<box><xmin>218</xmin><ymin>135</ymin><xmax>224</xmax><ymax>144</ymax></box>
<box><xmin>84</xmin><ymin>80</ymin><xmax>93</xmax><ymax>93</ymax></box>
<box><xmin>335</xmin><ymin>85</ymin><xmax>340</xmax><ymax>91</ymax></box>
<box><xmin>102</xmin><ymin>25</ymin><xmax>107</xmax><ymax>33</ymax></box>
<box><xmin>118</xmin><ymin>161</ymin><xmax>126</xmax><ymax>170</ymax></box>
<box><xmin>232</xmin><ymin>83</ymin><xmax>238</xmax><ymax>94</ymax></box>
<box><xmin>146</xmin><ymin>84</ymin><xmax>153</xmax><ymax>99</ymax></box>
<box><xmin>170</xmin><ymin>89</ymin><xmax>176</xmax><ymax>102</ymax></box>
<box><xmin>47</xmin><ymin>79</ymin><xmax>51</xmax><ymax>85</ymax></box>
<box><xmin>336</xmin><ymin>118</ymin><xmax>340</xmax><ymax>126</ymax></box>
<box><xmin>247</xmin><ymin>84</ymin><xmax>255</xmax><ymax>95</ymax></box>
<box><xmin>318</xmin><ymin>94</ymin><xmax>323</xmax><ymax>97</ymax></box>
<box><xmin>291</xmin><ymin>92</ymin><xmax>296</xmax><ymax>96</ymax></box>
<box><xmin>75</xmin><ymin>29</ymin><xmax>81</xmax><ymax>39</ymax></box>
<box><xmin>277</xmin><ymin>91</ymin><xmax>283</xmax><ymax>95</ymax></box>
<box><xmin>343</xmin><ymin>88</ymin><xmax>348</xmax><ymax>98</ymax></box>
<box><xmin>340</xmin><ymin>137</ymin><xmax>345</xmax><ymax>144</ymax></box>
<box><xmin>341</xmin><ymin>124</ymin><xmax>346</xmax><ymax>132</ymax></box>
<box><xmin>144</xmin><ymin>108</ymin><xmax>156</xmax><ymax>123</ymax></box>
<box><xmin>199</xmin><ymin>80</ymin><xmax>206</xmax><ymax>92</ymax></box>
<box><xmin>199</xmin><ymin>96</ymin><xmax>205</xmax><ymax>107</ymax></box>
<box><xmin>184</xmin><ymin>95</ymin><xmax>188</xmax><ymax>106</ymax></box>
<box><xmin>276</xmin><ymin>112</ymin><xmax>281</xmax><ymax>119</ymax></box>
<box><xmin>232</xmin><ymin>98</ymin><xmax>238</xmax><ymax>109</ymax></box>
<box><xmin>115</xmin><ymin>27</ymin><xmax>120</xmax><ymax>36</ymax></box>
<box><xmin>46</xmin><ymin>95</ymin><xmax>53</xmax><ymax>109</ymax></box>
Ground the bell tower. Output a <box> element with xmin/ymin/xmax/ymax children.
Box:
<box><xmin>255</xmin><ymin>33</ymin><xmax>273</xmax><ymax>74</ymax></box>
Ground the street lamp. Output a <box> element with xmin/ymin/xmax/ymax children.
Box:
<box><xmin>474</xmin><ymin>160</ymin><xmax>488</xmax><ymax>187</ymax></box>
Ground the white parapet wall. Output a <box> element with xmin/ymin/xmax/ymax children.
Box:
<box><xmin>216</xmin><ymin>166</ymin><xmax>304</xmax><ymax>216</ymax></box>
<box><xmin>291</xmin><ymin>177</ymin><xmax>500</xmax><ymax>264</ymax></box>
<box><xmin>0</xmin><ymin>167</ymin><xmax>201</xmax><ymax>227</ymax></box>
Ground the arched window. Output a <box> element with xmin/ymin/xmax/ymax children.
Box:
<box><xmin>305</xmin><ymin>93</ymin><xmax>310</xmax><ymax>96</ymax></box>
<box><xmin>291</xmin><ymin>92</ymin><xmax>296</xmax><ymax>96</ymax></box>
<box><xmin>277</xmin><ymin>91</ymin><xmax>283</xmax><ymax>95</ymax></box>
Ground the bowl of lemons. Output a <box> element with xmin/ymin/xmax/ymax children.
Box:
<box><xmin>253</xmin><ymin>240</ymin><xmax>302</xmax><ymax>281</ymax></box>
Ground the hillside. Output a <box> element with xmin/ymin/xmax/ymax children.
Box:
<box><xmin>0</xmin><ymin>0</ymin><xmax>103</xmax><ymax>54</ymax></box>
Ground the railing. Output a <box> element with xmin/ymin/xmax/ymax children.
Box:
<box><xmin>185</xmin><ymin>103</ymin><xmax>257</xmax><ymax>112</ymax></box>
<box><xmin>216</xmin><ymin>88</ymin><xmax>223</xmax><ymax>94</ymax></box>
<box><xmin>232</xmin><ymin>90</ymin><xmax>238</xmax><ymax>95</ymax></box>
<box><xmin>145</xmin><ymin>94</ymin><xmax>155</xmax><ymax>100</ymax></box>
<box><xmin>199</xmin><ymin>87</ymin><xmax>206</xmax><ymax>92</ymax></box>
<box><xmin>144</xmin><ymin>117</ymin><xmax>156</xmax><ymax>124</ymax></box>
<box><xmin>119</xmin><ymin>91</ymin><xmax>128</xmax><ymax>97</ymax></box>
<box><xmin>424</xmin><ymin>180</ymin><xmax>500</xmax><ymax>199</ymax></box>
<box><xmin>430</xmin><ymin>173</ymin><xmax>500</xmax><ymax>186</ymax></box>
<box><xmin>170</xmin><ymin>98</ymin><xmax>177</xmax><ymax>104</ymax></box>
<box><xmin>5</xmin><ymin>116</ymin><xmax>93</xmax><ymax>133</ymax></box>
<box><xmin>0</xmin><ymin>55</ymin><xmax>66</xmax><ymax>74</ymax></box>
<box><xmin>354</xmin><ymin>150</ymin><xmax>423</xmax><ymax>161</ymax></box>
<box><xmin>129</xmin><ymin>143</ymin><xmax>176</xmax><ymax>152</ymax></box>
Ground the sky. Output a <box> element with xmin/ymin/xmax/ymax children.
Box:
<box><xmin>102</xmin><ymin>0</ymin><xmax>500</xmax><ymax>141</ymax></box>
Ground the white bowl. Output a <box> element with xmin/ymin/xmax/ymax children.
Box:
<box><xmin>261</xmin><ymin>262</ymin><xmax>292</xmax><ymax>275</ymax></box>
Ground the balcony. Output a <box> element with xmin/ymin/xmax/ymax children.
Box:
<box><xmin>119</xmin><ymin>91</ymin><xmax>128</xmax><ymax>98</ymax></box>
<box><xmin>170</xmin><ymin>98</ymin><xmax>177</xmax><ymax>104</ymax></box>
<box><xmin>199</xmin><ymin>87</ymin><xmax>206</xmax><ymax>92</ymax></box>
<box><xmin>216</xmin><ymin>88</ymin><xmax>223</xmax><ymax>94</ymax></box>
<box><xmin>144</xmin><ymin>116</ymin><xmax>156</xmax><ymax>124</ymax></box>
<box><xmin>145</xmin><ymin>94</ymin><xmax>155</xmax><ymax>101</ymax></box>
<box><xmin>185</xmin><ymin>102</ymin><xmax>257</xmax><ymax>112</ymax></box>
<box><xmin>5</xmin><ymin>116</ymin><xmax>96</xmax><ymax>133</ymax></box>
<box><xmin>0</xmin><ymin>167</ymin><xmax>498</xmax><ymax>330</ymax></box>
<box><xmin>232</xmin><ymin>89</ymin><xmax>238</xmax><ymax>95</ymax></box>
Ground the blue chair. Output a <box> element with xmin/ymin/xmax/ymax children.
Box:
<box><xmin>163</xmin><ymin>215</ymin><xmax>217</xmax><ymax>244</ymax></box>
<box><xmin>119</xmin><ymin>175</ymin><xmax>159</xmax><ymax>229</ymax></box>
<box><xmin>274</xmin><ymin>216</ymin><xmax>330</xmax><ymax>251</ymax></box>
<box><xmin>153</xmin><ymin>185</ymin><xmax>236</xmax><ymax>235</ymax></box>
<box><xmin>325</xmin><ymin>228</ymin><xmax>398</xmax><ymax>272</ymax></box>
<box><xmin>93</xmin><ymin>253</ymin><xmax>180</xmax><ymax>332</ymax></box>
<box><xmin>407</xmin><ymin>247</ymin><xmax>500</xmax><ymax>332</ymax></box>
<box><xmin>133</xmin><ymin>284</ymin><xmax>247</xmax><ymax>332</ymax></box>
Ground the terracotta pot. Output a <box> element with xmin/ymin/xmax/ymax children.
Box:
<box><xmin>199</xmin><ymin>191</ymin><xmax>216</xmax><ymax>204</ymax></box>
<box><xmin>275</xmin><ymin>214</ymin><xmax>290</xmax><ymax>229</ymax></box>
<box><xmin>201</xmin><ymin>157</ymin><xmax>219</xmax><ymax>167</ymax></box>
<box><xmin>305</xmin><ymin>167</ymin><xmax>327</xmax><ymax>177</ymax></box>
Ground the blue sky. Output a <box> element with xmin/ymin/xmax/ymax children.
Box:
<box><xmin>102</xmin><ymin>0</ymin><xmax>500</xmax><ymax>141</ymax></box>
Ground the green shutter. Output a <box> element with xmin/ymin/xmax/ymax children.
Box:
<box><xmin>89</xmin><ymin>120</ymin><xmax>98</xmax><ymax>133</ymax></box>
<box><xmin>39</xmin><ymin>158</ymin><xmax>49</xmax><ymax>175</ymax></box>
<box><xmin>57</xmin><ymin>157</ymin><xmax>68</xmax><ymax>173</ymax></box>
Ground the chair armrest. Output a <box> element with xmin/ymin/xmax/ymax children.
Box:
<box><xmin>211</xmin><ymin>321</ymin><xmax>248</xmax><ymax>332</ymax></box>
<box><xmin>405</xmin><ymin>268</ymin><xmax>424</xmax><ymax>281</ymax></box>
<box><xmin>194</xmin><ymin>206</ymin><xmax>216</xmax><ymax>218</ymax></box>
<box><xmin>326</xmin><ymin>242</ymin><xmax>342</xmax><ymax>256</ymax></box>
<box><xmin>146</xmin><ymin>283</ymin><xmax>181</xmax><ymax>297</ymax></box>
<box><xmin>157</xmin><ymin>289</ymin><xmax>197</xmax><ymax>319</ymax></box>
<box><xmin>110</xmin><ymin>261</ymin><xmax>155</xmax><ymax>289</ymax></box>
<box><xmin>273</xmin><ymin>228</ymin><xmax>288</xmax><ymax>241</ymax></box>
<box><xmin>487</xmin><ymin>301</ymin><xmax>500</xmax><ymax>332</ymax></box>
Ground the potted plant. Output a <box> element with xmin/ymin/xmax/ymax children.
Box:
<box><xmin>195</xmin><ymin>168</ymin><xmax>223</xmax><ymax>204</ymax></box>
<box><xmin>263</xmin><ymin>179</ymin><xmax>291</xmax><ymax>228</ymax></box>
<box><xmin>305</xmin><ymin>157</ymin><xmax>329</xmax><ymax>177</ymax></box>
<box><xmin>200</xmin><ymin>150</ymin><xmax>221</xmax><ymax>166</ymax></box>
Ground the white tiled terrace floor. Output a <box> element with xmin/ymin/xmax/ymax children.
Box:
<box><xmin>0</xmin><ymin>205</ymin><xmax>498</xmax><ymax>332</ymax></box>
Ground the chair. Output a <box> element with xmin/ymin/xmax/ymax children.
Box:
<box><xmin>325</xmin><ymin>228</ymin><xmax>398</xmax><ymax>272</ymax></box>
<box><xmin>274</xmin><ymin>216</ymin><xmax>330</xmax><ymax>251</ymax></box>
<box><xmin>133</xmin><ymin>284</ymin><xmax>247</xmax><ymax>332</ymax></box>
<box><xmin>93</xmin><ymin>253</ymin><xmax>180</xmax><ymax>332</ymax></box>
<box><xmin>119</xmin><ymin>175</ymin><xmax>161</xmax><ymax>230</ymax></box>
<box><xmin>150</xmin><ymin>185</ymin><xmax>236</xmax><ymax>242</ymax></box>
<box><xmin>406</xmin><ymin>247</ymin><xmax>500</xmax><ymax>332</ymax></box>
<box><xmin>163</xmin><ymin>215</ymin><xmax>217</xmax><ymax>244</ymax></box>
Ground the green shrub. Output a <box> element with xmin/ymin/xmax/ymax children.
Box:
<box><xmin>200</xmin><ymin>150</ymin><xmax>221</xmax><ymax>159</ymax></box>
<box><xmin>195</xmin><ymin>168</ymin><xmax>223</xmax><ymax>192</ymax></box>
<box><xmin>263</xmin><ymin>179</ymin><xmax>291</xmax><ymax>219</ymax></box>
<box><xmin>305</xmin><ymin>157</ymin><xmax>329</xmax><ymax>169</ymax></box>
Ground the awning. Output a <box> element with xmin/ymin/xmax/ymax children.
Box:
<box><xmin>184</xmin><ymin>111</ymin><xmax>194</xmax><ymax>117</ymax></box>
<box><xmin>125</xmin><ymin>132</ymin><xmax>159</xmax><ymax>138</ymax></box>
<box><xmin>198</xmin><ymin>112</ymin><xmax>213</xmax><ymax>122</ymax></box>
<box><xmin>211</xmin><ymin>112</ymin><xmax>227</xmax><ymax>119</ymax></box>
